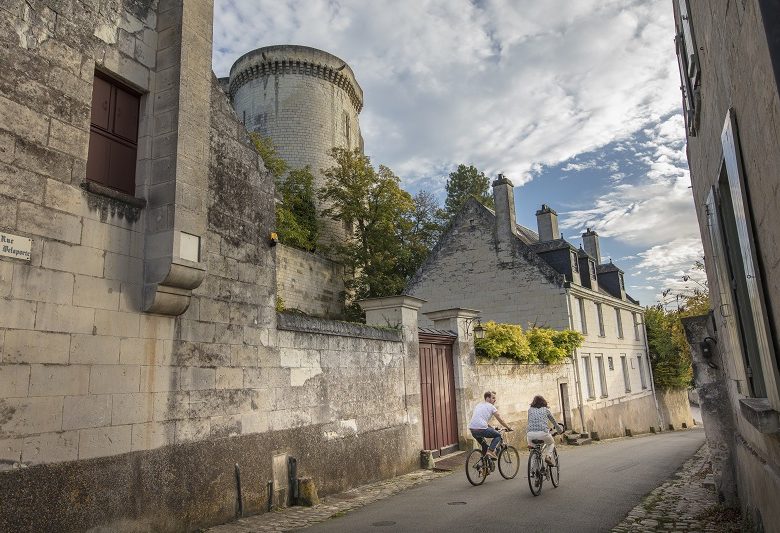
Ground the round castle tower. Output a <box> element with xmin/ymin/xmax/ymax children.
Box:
<box><xmin>227</xmin><ymin>45</ymin><xmax>364</xmax><ymax>246</ymax></box>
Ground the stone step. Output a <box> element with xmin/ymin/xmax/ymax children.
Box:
<box><xmin>571</xmin><ymin>437</ymin><xmax>592</xmax><ymax>446</ymax></box>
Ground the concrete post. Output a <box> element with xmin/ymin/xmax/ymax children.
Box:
<box><xmin>423</xmin><ymin>308</ymin><xmax>480</xmax><ymax>448</ymax></box>
<box><xmin>682</xmin><ymin>314</ymin><xmax>739</xmax><ymax>508</ymax></box>
<box><xmin>358</xmin><ymin>295</ymin><xmax>426</xmax><ymax>450</ymax></box>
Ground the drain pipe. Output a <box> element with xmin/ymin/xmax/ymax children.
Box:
<box><xmin>565</xmin><ymin>287</ymin><xmax>586</xmax><ymax>432</ymax></box>
<box><xmin>235</xmin><ymin>463</ymin><xmax>243</xmax><ymax>518</ymax></box>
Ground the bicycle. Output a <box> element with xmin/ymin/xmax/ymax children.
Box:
<box><xmin>465</xmin><ymin>428</ymin><xmax>520</xmax><ymax>485</ymax></box>
<box><xmin>527</xmin><ymin>424</ymin><xmax>564</xmax><ymax>496</ymax></box>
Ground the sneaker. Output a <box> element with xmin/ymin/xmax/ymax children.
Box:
<box><xmin>544</xmin><ymin>456</ymin><xmax>554</xmax><ymax>466</ymax></box>
<box><xmin>486</xmin><ymin>450</ymin><xmax>498</xmax><ymax>459</ymax></box>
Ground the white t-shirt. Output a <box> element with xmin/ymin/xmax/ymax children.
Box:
<box><xmin>468</xmin><ymin>402</ymin><xmax>497</xmax><ymax>430</ymax></box>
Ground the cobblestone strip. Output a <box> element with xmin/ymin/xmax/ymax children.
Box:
<box><xmin>204</xmin><ymin>469</ymin><xmax>451</xmax><ymax>533</ymax></box>
<box><xmin>611</xmin><ymin>445</ymin><xmax>740</xmax><ymax>533</ymax></box>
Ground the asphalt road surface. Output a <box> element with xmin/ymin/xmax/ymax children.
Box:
<box><xmin>299</xmin><ymin>428</ymin><xmax>706</xmax><ymax>533</ymax></box>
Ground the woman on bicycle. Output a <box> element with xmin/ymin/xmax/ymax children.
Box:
<box><xmin>526</xmin><ymin>395</ymin><xmax>563</xmax><ymax>465</ymax></box>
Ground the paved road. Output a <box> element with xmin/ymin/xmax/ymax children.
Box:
<box><xmin>299</xmin><ymin>428</ymin><xmax>706</xmax><ymax>533</ymax></box>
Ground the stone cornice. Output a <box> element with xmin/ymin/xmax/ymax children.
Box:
<box><xmin>229</xmin><ymin>57</ymin><xmax>364</xmax><ymax>114</ymax></box>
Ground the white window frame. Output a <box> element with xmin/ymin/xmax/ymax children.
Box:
<box><xmin>578</xmin><ymin>297</ymin><xmax>588</xmax><ymax>335</ymax></box>
<box><xmin>615</xmin><ymin>307</ymin><xmax>624</xmax><ymax>339</ymax></box>
<box><xmin>621</xmin><ymin>355</ymin><xmax>631</xmax><ymax>392</ymax></box>
<box><xmin>582</xmin><ymin>355</ymin><xmax>595</xmax><ymax>400</ymax></box>
<box><xmin>596</xmin><ymin>355</ymin><xmax>608</xmax><ymax>398</ymax></box>
<box><xmin>632</xmin><ymin>312</ymin><xmax>640</xmax><ymax>341</ymax></box>
<box><xmin>596</xmin><ymin>302</ymin><xmax>605</xmax><ymax>337</ymax></box>
<box><xmin>638</xmin><ymin>355</ymin><xmax>648</xmax><ymax>390</ymax></box>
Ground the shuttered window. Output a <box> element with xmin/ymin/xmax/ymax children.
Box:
<box><xmin>86</xmin><ymin>73</ymin><xmax>140</xmax><ymax>196</ymax></box>
<box><xmin>715</xmin><ymin>109</ymin><xmax>777</xmax><ymax>397</ymax></box>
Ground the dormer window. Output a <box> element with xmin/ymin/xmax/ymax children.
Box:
<box><xmin>589</xmin><ymin>260</ymin><xmax>596</xmax><ymax>280</ymax></box>
<box><xmin>674</xmin><ymin>0</ymin><xmax>701</xmax><ymax>136</ymax></box>
<box><xmin>571</xmin><ymin>251</ymin><xmax>579</xmax><ymax>273</ymax></box>
<box><xmin>619</xmin><ymin>273</ymin><xmax>625</xmax><ymax>291</ymax></box>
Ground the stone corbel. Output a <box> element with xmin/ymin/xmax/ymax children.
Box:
<box><xmin>143</xmin><ymin>254</ymin><xmax>206</xmax><ymax>316</ymax></box>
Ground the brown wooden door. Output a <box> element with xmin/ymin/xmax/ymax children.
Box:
<box><xmin>419</xmin><ymin>335</ymin><xmax>458</xmax><ymax>456</ymax></box>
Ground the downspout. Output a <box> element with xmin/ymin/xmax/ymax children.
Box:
<box><xmin>640</xmin><ymin>311</ymin><xmax>664</xmax><ymax>428</ymax></box>
<box><xmin>565</xmin><ymin>287</ymin><xmax>586</xmax><ymax>431</ymax></box>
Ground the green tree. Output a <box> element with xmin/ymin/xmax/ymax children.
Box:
<box><xmin>276</xmin><ymin>167</ymin><xmax>318</xmax><ymax>251</ymax></box>
<box><xmin>443</xmin><ymin>164</ymin><xmax>494</xmax><ymax>219</ymax></box>
<box><xmin>250</xmin><ymin>133</ymin><xmax>287</xmax><ymax>179</ymax></box>
<box><xmin>646</xmin><ymin>266</ymin><xmax>710</xmax><ymax>390</ymax></box>
<box><xmin>250</xmin><ymin>133</ymin><xmax>318</xmax><ymax>251</ymax></box>
<box><xmin>319</xmin><ymin>148</ymin><xmax>415</xmax><ymax>303</ymax></box>
<box><xmin>397</xmin><ymin>190</ymin><xmax>445</xmax><ymax>278</ymax></box>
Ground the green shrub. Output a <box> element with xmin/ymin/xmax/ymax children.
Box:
<box><xmin>475</xmin><ymin>321</ymin><xmax>583</xmax><ymax>364</ymax></box>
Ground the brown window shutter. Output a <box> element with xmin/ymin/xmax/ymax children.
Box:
<box><xmin>86</xmin><ymin>73</ymin><xmax>141</xmax><ymax>196</ymax></box>
<box><xmin>86</xmin><ymin>131</ymin><xmax>111</xmax><ymax>186</ymax></box>
<box><xmin>91</xmin><ymin>77</ymin><xmax>112</xmax><ymax>131</ymax></box>
<box><xmin>113</xmin><ymin>87</ymin><xmax>139</xmax><ymax>142</ymax></box>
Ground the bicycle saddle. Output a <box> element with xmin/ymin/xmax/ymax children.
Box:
<box><xmin>530</xmin><ymin>439</ymin><xmax>545</xmax><ymax>444</ymax></box>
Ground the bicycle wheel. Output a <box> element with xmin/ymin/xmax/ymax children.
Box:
<box><xmin>498</xmin><ymin>445</ymin><xmax>520</xmax><ymax>479</ymax></box>
<box><xmin>549</xmin><ymin>449</ymin><xmax>560</xmax><ymax>487</ymax></box>
<box><xmin>465</xmin><ymin>449</ymin><xmax>488</xmax><ymax>486</ymax></box>
<box><xmin>527</xmin><ymin>451</ymin><xmax>543</xmax><ymax>496</ymax></box>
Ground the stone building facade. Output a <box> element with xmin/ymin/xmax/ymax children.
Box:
<box><xmin>406</xmin><ymin>177</ymin><xmax>689</xmax><ymax>438</ymax></box>
<box><xmin>0</xmin><ymin>2</ymin><xmax>422</xmax><ymax>531</ymax></box>
<box><xmin>674</xmin><ymin>1</ymin><xmax>780</xmax><ymax>529</ymax></box>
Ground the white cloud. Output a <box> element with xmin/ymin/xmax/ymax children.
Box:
<box><xmin>213</xmin><ymin>0</ymin><xmax>682</xmax><ymax>185</ymax></box>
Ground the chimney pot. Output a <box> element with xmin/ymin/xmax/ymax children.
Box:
<box><xmin>535</xmin><ymin>204</ymin><xmax>560</xmax><ymax>241</ymax></box>
<box><xmin>582</xmin><ymin>228</ymin><xmax>601</xmax><ymax>264</ymax></box>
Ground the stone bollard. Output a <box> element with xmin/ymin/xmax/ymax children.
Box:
<box><xmin>682</xmin><ymin>422</ymin><xmax>688</xmax><ymax>429</ymax></box>
<box><xmin>625</xmin><ymin>428</ymin><xmax>633</xmax><ymax>437</ymax></box>
<box><xmin>297</xmin><ymin>477</ymin><xmax>319</xmax><ymax>507</ymax></box>
<box><xmin>650</xmin><ymin>426</ymin><xmax>657</xmax><ymax>434</ymax></box>
<box><xmin>590</xmin><ymin>431</ymin><xmax>600</xmax><ymax>441</ymax></box>
<box><xmin>420</xmin><ymin>450</ymin><xmax>435</xmax><ymax>470</ymax></box>
<box><xmin>668</xmin><ymin>423</ymin><xmax>675</xmax><ymax>431</ymax></box>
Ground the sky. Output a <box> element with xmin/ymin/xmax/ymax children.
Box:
<box><xmin>212</xmin><ymin>0</ymin><xmax>706</xmax><ymax>308</ymax></box>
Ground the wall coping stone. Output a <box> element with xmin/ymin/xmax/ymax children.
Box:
<box><xmin>358</xmin><ymin>295</ymin><xmax>426</xmax><ymax>312</ymax></box>
<box><xmin>277</xmin><ymin>312</ymin><xmax>402</xmax><ymax>342</ymax></box>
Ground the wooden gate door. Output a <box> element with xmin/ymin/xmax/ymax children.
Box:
<box><xmin>418</xmin><ymin>332</ymin><xmax>459</xmax><ymax>456</ymax></box>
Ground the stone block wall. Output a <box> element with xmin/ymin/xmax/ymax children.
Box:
<box><xmin>276</xmin><ymin>243</ymin><xmax>344</xmax><ymax>317</ymax></box>
<box><xmin>682</xmin><ymin>1</ymin><xmax>780</xmax><ymax>528</ymax></box>
<box><xmin>407</xmin><ymin>200</ymin><xmax>570</xmax><ymax>330</ymax></box>
<box><xmin>469</xmin><ymin>360</ymin><xmax>574</xmax><ymax>448</ymax></box>
<box><xmin>656</xmin><ymin>388</ymin><xmax>694</xmax><ymax>429</ymax></box>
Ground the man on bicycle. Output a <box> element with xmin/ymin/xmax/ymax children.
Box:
<box><xmin>527</xmin><ymin>395</ymin><xmax>563</xmax><ymax>465</ymax></box>
<box><xmin>468</xmin><ymin>391</ymin><xmax>512</xmax><ymax>459</ymax></box>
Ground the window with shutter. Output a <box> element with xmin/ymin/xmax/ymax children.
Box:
<box><xmin>86</xmin><ymin>72</ymin><xmax>140</xmax><ymax>196</ymax></box>
<box><xmin>674</xmin><ymin>0</ymin><xmax>701</xmax><ymax>136</ymax></box>
<box><xmin>716</xmin><ymin>109</ymin><xmax>778</xmax><ymax>397</ymax></box>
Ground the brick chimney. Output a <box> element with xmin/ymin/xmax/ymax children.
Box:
<box><xmin>535</xmin><ymin>204</ymin><xmax>560</xmax><ymax>241</ymax></box>
<box><xmin>492</xmin><ymin>174</ymin><xmax>517</xmax><ymax>247</ymax></box>
<box><xmin>582</xmin><ymin>227</ymin><xmax>601</xmax><ymax>264</ymax></box>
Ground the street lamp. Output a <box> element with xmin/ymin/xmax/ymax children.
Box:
<box><xmin>464</xmin><ymin>317</ymin><xmax>485</xmax><ymax>339</ymax></box>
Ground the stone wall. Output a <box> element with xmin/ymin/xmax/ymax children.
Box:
<box><xmin>276</xmin><ymin>243</ymin><xmax>344</xmax><ymax>317</ymax></box>
<box><xmin>681</xmin><ymin>1</ymin><xmax>780</xmax><ymax>529</ymax></box>
<box><xmin>469</xmin><ymin>360</ymin><xmax>574</xmax><ymax>448</ymax></box>
<box><xmin>573</xmin><ymin>392</ymin><xmax>658</xmax><ymax>438</ymax></box>
<box><xmin>657</xmin><ymin>389</ymin><xmax>694</xmax><ymax>429</ymax></box>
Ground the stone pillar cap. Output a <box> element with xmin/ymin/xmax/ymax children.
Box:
<box><xmin>423</xmin><ymin>308</ymin><xmax>481</xmax><ymax>320</ymax></box>
<box><xmin>357</xmin><ymin>295</ymin><xmax>426</xmax><ymax>312</ymax></box>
